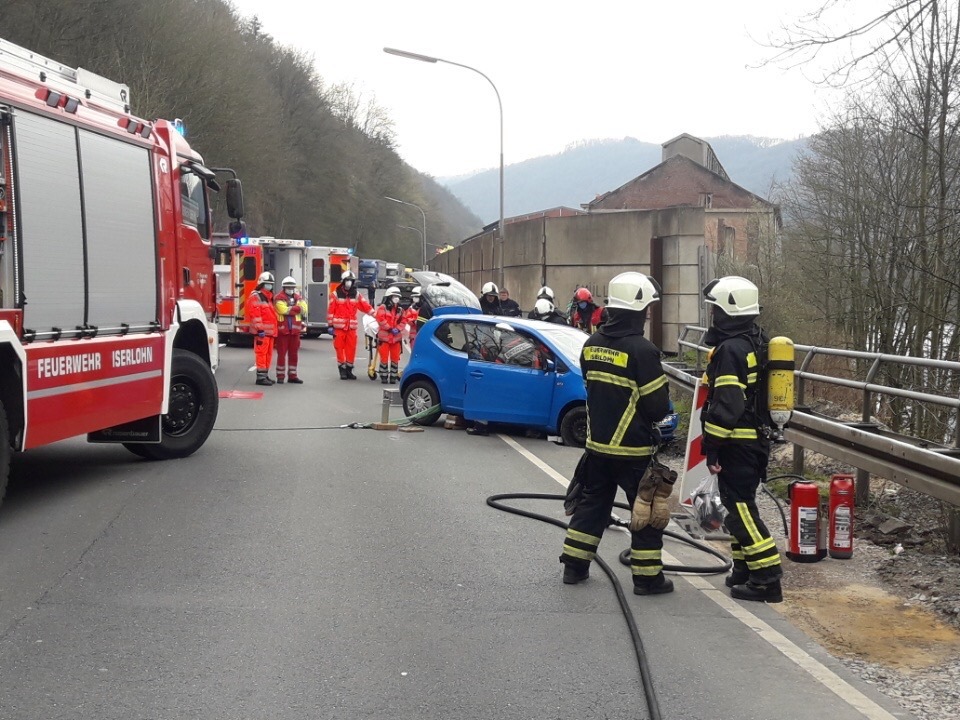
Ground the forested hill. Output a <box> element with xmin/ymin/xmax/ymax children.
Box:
<box><xmin>442</xmin><ymin>135</ymin><xmax>808</xmax><ymax>220</ymax></box>
<box><xmin>0</xmin><ymin>0</ymin><xmax>481</xmax><ymax>267</ymax></box>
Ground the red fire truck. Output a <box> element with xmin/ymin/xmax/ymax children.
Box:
<box><xmin>0</xmin><ymin>38</ymin><xmax>245</xmax><ymax>506</ymax></box>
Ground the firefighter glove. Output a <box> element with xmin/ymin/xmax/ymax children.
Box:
<box><xmin>391</xmin><ymin>328</ymin><xmax>400</xmax><ymax>335</ymax></box>
<box><xmin>649</xmin><ymin>462</ymin><xmax>678</xmax><ymax>531</ymax></box>
<box><xmin>564</xmin><ymin>453</ymin><xmax>589</xmax><ymax>516</ymax></box>
<box><xmin>329</xmin><ymin>327</ymin><xmax>336</xmax><ymax>337</ymax></box>
<box><xmin>630</xmin><ymin>468</ymin><xmax>660</xmax><ymax>531</ymax></box>
<box><xmin>705</xmin><ymin>447</ymin><xmax>720</xmax><ymax>469</ymax></box>
<box><xmin>289</xmin><ymin>305</ymin><xmax>301</xmax><ymax>315</ymax></box>
<box><xmin>257</xmin><ymin>330</ymin><xmax>265</xmax><ymax>338</ymax></box>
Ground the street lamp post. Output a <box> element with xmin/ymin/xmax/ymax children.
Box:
<box><xmin>384</xmin><ymin>195</ymin><xmax>426</xmax><ymax>270</ymax></box>
<box><xmin>384</xmin><ymin>47</ymin><xmax>505</xmax><ymax>288</ymax></box>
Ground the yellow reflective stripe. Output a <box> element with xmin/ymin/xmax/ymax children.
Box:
<box><xmin>743</xmin><ymin>537</ymin><xmax>777</xmax><ymax>554</ymax></box>
<box><xmin>748</xmin><ymin>555</ymin><xmax>783</xmax><ymax>570</ymax></box>
<box><xmin>714</xmin><ymin>374</ymin><xmax>745</xmax><ymax>389</ymax></box>
<box><xmin>736</xmin><ymin>502</ymin><xmax>765</xmax><ymax>545</ymax></box>
<box><xmin>747</xmin><ymin>352</ymin><xmax>757</xmax><ymax>368</ymax></box>
<box><xmin>562</xmin><ymin>545</ymin><xmax>595</xmax><ymax>561</ymax></box>
<box><xmin>585</xmin><ymin>371</ymin><xmax>640</xmax><ymax>446</ymax></box>
<box><xmin>565</xmin><ymin>528</ymin><xmax>601</xmax><ymax>545</ymax></box>
<box><xmin>583</xmin><ymin>346</ymin><xmax>628</xmax><ymax>367</ymax></box>
<box><xmin>638</xmin><ymin>373</ymin><xmax>667</xmax><ymax>396</ymax></box>
<box><xmin>730</xmin><ymin>428</ymin><xmax>759</xmax><ymax>439</ymax></box>
<box><xmin>704</xmin><ymin>422</ymin><xmax>732</xmax><ymax>439</ymax></box>
<box><xmin>585</xmin><ymin>440</ymin><xmax>655</xmax><ymax>456</ymax></box>
<box><xmin>630</xmin><ymin>550</ymin><xmax>660</xmax><ymax>560</ymax></box>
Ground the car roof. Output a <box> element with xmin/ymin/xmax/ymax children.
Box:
<box><xmin>426</xmin><ymin>313</ymin><xmax>586</xmax><ymax>359</ymax></box>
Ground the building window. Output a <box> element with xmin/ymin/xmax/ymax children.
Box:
<box><xmin>699</xmin><ymin>192</ymin><xmax>713</xmax><ymax>209</ymax></box>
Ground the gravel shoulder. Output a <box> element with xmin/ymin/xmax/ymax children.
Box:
<box><xmin>661</xmin><ymin>442</ymin><xmax>960</xmax><ymax>720</ymax></box>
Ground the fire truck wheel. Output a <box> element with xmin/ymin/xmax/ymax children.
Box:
<box><xmin>123</xmin><ymin>350</ymin><xmax>218</xmax><ymax>461</ymax></box>
<box><xmin>0</xmin><ymin>402</ymin><xmax>10</xmax><ymax>508</ymax></box>
<box><xmin>560</xmin><ymin>405</ymin><xmax>588</xmax><ymax>448</ymax></box>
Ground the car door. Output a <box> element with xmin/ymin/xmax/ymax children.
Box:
<box><xmin>462</xmin><ymin>322</ymin><xmax>554</xmax><ymax>426</ymax></box>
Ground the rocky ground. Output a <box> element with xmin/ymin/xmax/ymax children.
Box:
<box><xmin>660</xmin><ymin>439</ymin><xmax>960</xmax><ymax>720</ymax></box>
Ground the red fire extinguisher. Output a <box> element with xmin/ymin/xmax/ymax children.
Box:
<box><xmin>786</xmin><ymin>479</ymin><xmax>826</xmax><ymax>562</ymax></box>
<box><xmin>829</xmin><ymin>474</ymin><xmax>855</xmax><ymax>559</ymax></box>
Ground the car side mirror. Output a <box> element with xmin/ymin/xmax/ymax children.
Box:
<box><xmin>544</xmin><ymin>358</ymin><xmax>557</xmax><ymax>373</ymax></box>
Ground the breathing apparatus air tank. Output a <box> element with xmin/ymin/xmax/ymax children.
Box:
<box><xmin>767</xmin><ymin>336</ymin><xmax>795</xmax><ymax>435</ymax></box>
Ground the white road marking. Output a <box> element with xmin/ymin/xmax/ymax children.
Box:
<box><xmin>499</xmin><ymin>434</ymin><xmax>900</xmax><ymax>720</ymax></box>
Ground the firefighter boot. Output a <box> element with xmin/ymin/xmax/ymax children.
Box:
<box><xmin>255</xmin><ymin>371</ymin><xmax>274</xmax><ymax>386</ymax></box>
<box><xmin>338</xmin><ymin>363</ymin><xmax>348</xmax><ymax>380</ymax></box>
<box><xmin>288</xmin><ymin>376</ymin><xmax>304</xmax><ymax>384</ymax></box>
<box><xmin>725</xmin><ymin>562</ymin><xmax>750</xmax><ymax>588</ymax></box>
<box><xmin>633</xmin><ymin>573</ymin><xmax>675</xmax><ymax>596</ymax></box>
<box><xmin>388</xmin><ymin>361</ymin><xmax>399</xmax><ymax>385</ymax></box>
<box><xmin>345</xmin><ymin>364</ymin><xmax>357</xmax><ymax>380</ymax></box>
<box><xmin>731</xmin><ymin>580</ymin><xmax>783</xmax><ymax>603</ymax></box>
<box><xmin>560</xmin><ymin>558</ymin><xmax>589</xmax><ymax>585</ymax></box>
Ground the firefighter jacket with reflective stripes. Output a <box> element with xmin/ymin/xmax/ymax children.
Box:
<box><xmin>403</xmin><ymin>305</ymin><xmax>420</xmax><ymax>340</ymax></box>
<box><xmin>376</xmin><ymin>303</ymin><xmax>405</xmax><ymax>344</ymax></box>
<box><xmin>701</xmin><ymin>329</ymin><xmax>768</xmax><ymax>449</ymax></box>
<box><xmin>274</xmin><ymin>291</ymin><xmax>308</xmax><ymax>335</ymax></box>
<box><xmin>247</xmin><ymin>289</ymin><xmax>278</xmax><ymax>336</ymax></box>
<box><xmin>580</xmin><ymin>324</ymin><xmax>670</xmax><ymax>458</ymax></box>
<box><xmin>327</xmin><ymin>288</ymin><xmax>373</xmax><ymax>330</ymax></box>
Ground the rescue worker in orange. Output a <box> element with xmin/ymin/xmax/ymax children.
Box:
<box><xmin>569</xmin><ymin>287</ymin><xmax>604</xmax><ymax>333</ymax></box>
<box><xmin>248</xmin><ymin>271</ymin><xmax>278</xmax><ymax>386</ymax></box>
<box><xmin>403</xmin><ymin>286</ymin><xmax>422</xmax><ymax>351</ymax></box>
<box><xmin>327</xmin><ymin>271</ymin><xmax>373</xmax><ymax>380</ymax></box>
<box><xmin>274</xmin><ymin>275</ymin><xmax>308</xmax><ymax>384</ymax></box>
<box><xmin>375</xmin><ymin>286</ymin><xmax>405</xmax><ymax>384</ymax></box>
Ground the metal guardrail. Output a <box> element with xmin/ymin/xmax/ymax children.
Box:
<box><xmin>668</xmin><ymin>326</ymin><xmax>960</xmax><ymax>510</ymax></box>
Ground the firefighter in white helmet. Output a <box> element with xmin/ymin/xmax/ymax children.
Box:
<box><xmin>478</xmin><ymin>282</ymin><xmax>502</xmax><ymax>315</ymax></box>
<box><xmin>248</xmin><ymin>271</ymin><xmax>278</xmax><ymax>385</ymax></box>
<box><xmin>274</xmin><ymin>276</ymin><xmax>308</xmax><ymax>384</ymax></box>
<box><xmin>701</xmin><ymin>276</ymin><xmax>783</xmax><ymax>603</ymax></box>
<box><xmin>529</xmin><ymin>298</ymin><xmax>567</xmax><ymax>325</ymax></box>
<box><xmin>528</xmin><ymin>286</ymin><xmax>565</xmax><ymax>321</ymax></box>
<box><xmin>559</xmin><ymin>272</ymin><xmax>675</xmax><ymax>595</ymax></box>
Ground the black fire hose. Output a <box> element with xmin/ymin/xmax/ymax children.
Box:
<box><xmin>486</xmin><ymin>492</ymin><xmax>733</xmax><ymax>720</ymax></box>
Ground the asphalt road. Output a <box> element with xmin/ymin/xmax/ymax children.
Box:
<box><xmin>0</xmin><ymin>333</ymin><xmax>916</xmax><ymax>720</ymax></box>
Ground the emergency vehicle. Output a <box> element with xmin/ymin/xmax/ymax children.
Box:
<box><xmin>303</xmin><ymin>246</ymin><xmax>357</xmax><ymax>337</ymax></box>
<box><xmin>213</xmin><ymin>235</ymin><xmax>310</xmax><ymax>345</ymax></box>
<box><xmin>0</xmin><ymin>38</ymin><xmax>245</xmax><ymax>506</ymax></box>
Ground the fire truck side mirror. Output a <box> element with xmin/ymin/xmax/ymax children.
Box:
<box><xmin>226</xmin><ymin>179</ymin><xmax>245</xmax><ymax>220</ymax></box>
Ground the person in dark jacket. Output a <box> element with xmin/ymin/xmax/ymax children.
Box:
<box><xmin>529</xmin><ymin>298</ymin><xmax>568</xmax><ymax>325</ymax></box>
<box><xmin>478</xmin><ymin>281</ymin><xmax>502</xmax><ymax>315</ymax></box>
<box><xmin>701</xmin><ymin>276</ymin><xmax>784</xmax><ymax>603</ymax></box>
<box><xmin>528</xmin><ymin>286</ymin><xmax>567</xmax><ymax>321</ymax></box>
<box><xmin>559</xmin><ymin>272</ymin><xmax>674</xmax><ymax>595</ymax></box>
<box><xmin>498</xmin><ymin>288</ymin><xmax>522</xmax><ymax>317</ymax></box>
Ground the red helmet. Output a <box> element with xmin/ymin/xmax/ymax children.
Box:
<box><xmin>574</xmin><ymin>287</ymin><xmax>593</xmax><ymax>302</ymax></box>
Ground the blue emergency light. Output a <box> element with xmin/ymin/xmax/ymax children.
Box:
<box><xmin>172</xmin><ymin>118</ymin><xmax>186</xmax><ymax>137</ymax></box>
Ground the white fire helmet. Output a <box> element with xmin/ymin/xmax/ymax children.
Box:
<box><xmin>257</xmin><ymin>271</ymin><xmax>275</xmax><ymax>285</ymax></box>
<box><xmin>534</xmin><ymin>298</ymin><xmax>555</xmax><ymax>316</ymax></box>
<box><xmin>384</xmin><ymin>286</ymin><xmax>402</xmax><ymax>302</ymax></box>
<box><xmin>606</xmin><ymin>272</ymin><xmax>661</xmax><ymax>312</ymax></box>
<box><xmin>702</xmin><ymin>276</ymin><xmax>760</xmax><ymax>316</ymax></box>
<box><xmin>537</xmin><ymin>286</ymin><xmax>555</xmax><ymax>302</ymax></box>
<box><xmin>281</xmin><ymin>276</ymin><xmax>297</xmax><ymax>290</ymax></box>
<box><xmin>481</xmin><ymin>282</ymin><xmax>499</xmax><ymax>296</ymax></box>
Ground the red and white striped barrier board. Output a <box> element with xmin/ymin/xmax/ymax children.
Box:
<box><xmin>680</xmin><ymin>378</ymin><xmax>712</xmax><ymax>505</ymax></box>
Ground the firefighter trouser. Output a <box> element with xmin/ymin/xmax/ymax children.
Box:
<box><xmin>333</xmin><ymin>328</ymin><xmax>359</xmax><ymax>365</ymax></box>
<box><xmin>717</xmin><ymin>443</ymin><xmax>783</xmax><ymax>585</ymax></box>
<box><xmin>254</xmin><ymin>335</ymin><xmax>275</xmax><ymax>373</ymax></box>
<box><xmin>561</xmin><ymin>453</ymin><xmax>665</xmax><ymax>584</ymax></box>
<box><xmin>275</xmin><ymin>334</ymin><xmax>301</xmax><ymax>381</ymax></box>
<box><xmin>377</xmin><ymin>342</ymin><xmax>401</xmax><ymax>383</ymax></box>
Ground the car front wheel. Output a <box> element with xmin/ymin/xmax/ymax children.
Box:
<box><xmin>560</xmin><ymin>405</ymin><xmax>588</xmax><ymax>447</ymax></box>
<box><xmin>402</xmin><ymin>380</ymin><xmax>442</xmax><ymax>426</ymax></box>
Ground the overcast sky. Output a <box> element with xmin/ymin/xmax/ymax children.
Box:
<box><xmin>228</xmin><ymin>0</ymin><xmax>854</xmax><ymax>178</ymax></box>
